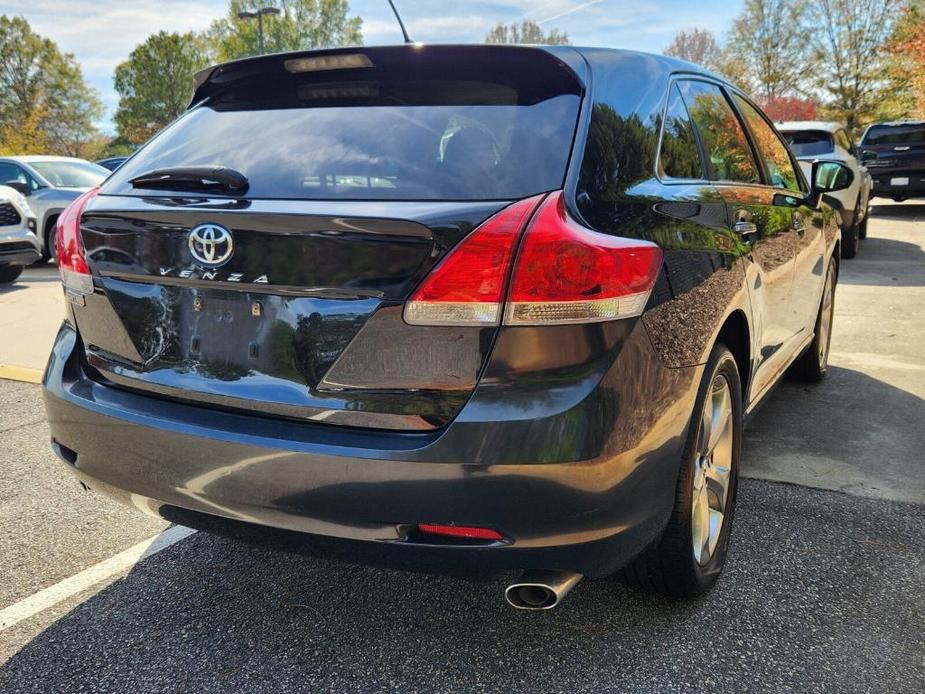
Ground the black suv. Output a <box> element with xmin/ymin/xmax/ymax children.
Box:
<box><xmin>43</xmin><ymin>45</ymin><xmax>850</xmax><ymax>609</ymax></box>
<box><xmin>860</xmin><ymin>120</ymin><xmax>925</xmax><ymax>201</ymax></box>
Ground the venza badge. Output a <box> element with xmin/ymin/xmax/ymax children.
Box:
<box><xmin>188</xmin><ymin>223</ymin><xmax>234</xmax><ymax>267</ymax></box>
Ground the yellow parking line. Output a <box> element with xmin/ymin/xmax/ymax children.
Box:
<box><xmin>0</xmin><ymin>365</ymin><xmax>43</xmax><ymax>384</ymax></box>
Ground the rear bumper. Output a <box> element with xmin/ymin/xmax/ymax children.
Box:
<box><xmin>870</xmin><ymin>171</ymin><xmax>925</xmax><ymax>198</ymax></box>
<box><xmin>43</xmin><ymin>323</ymin><xmax>699</xmax><ymax>577</ymax></box>
<box><xmin>0</xmin><ymin>229</ymin><xmax>42</xmax><ymax>266</ymax></box>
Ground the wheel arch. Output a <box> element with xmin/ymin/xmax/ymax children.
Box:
<box><xmin>715</xmin><ymin>309</ymin><xmax>751</xmax><ymax>402</ymax></box>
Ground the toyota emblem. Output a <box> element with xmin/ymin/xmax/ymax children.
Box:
<box><xmin>188</xmin><ymin>224</ymin><xmax>234</xmax><ymax>267</ymax></box>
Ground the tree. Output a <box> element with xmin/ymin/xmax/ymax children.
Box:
<box><xmin>884</xmin><ymin>0</ymin><xmax>925</xmax><ymax>118</ymax></box>
<box><xmin>484</xmin><ymin>20</ymin><xmax>570</xmax><ymax>45</ymax></box>
<box><xmin>758</xmin><ymin>96</ymin><xmax>819</xmax><ymax>121</ymax></box>
<box><xmin>810</xmin><ymin>0</ymin><xmax>903</xmax><ymax>133</ymax></box>
<box><xmin>725</xmin><ymin>0</ymin><xmax>810</xmax><ymax>102</ymax></box>
<box><xmin>209</xmin><ymin>0</ymin><xmax>363</xmax><ymax>62</ymax></box>
<box><xmin>113</xmin><ymin>32</ymin><xmax>212</xmax><ymax>146</ymax></box>
<box><xmin>663</xmin><ymin>28</ymin><xmax>721</xmax><ymax>70</ymax></box>
<box><xmin>0</xmin><ymin>15</ymin><xmax>102</xmax><ymax>155</ymax></box>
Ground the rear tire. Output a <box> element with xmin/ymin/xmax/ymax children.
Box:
<box><xmin>42</xmin><ymin>216</ymin><xmax>58</xmax><ymax>262</ymax></box>
<box><xmin>791</xmin><ymin>256</ymin><xmax>837</xmax><ymax>383</ymax></box>
<box><xmin>623</xmin><ymin>344</ymin><xmax>742</xmax><ymax>598</ymax></box>
<box><xmin>841</xmin><ymin>222</ymin><xmax>859</xmax><ymax>259</ymax></box>
<box><xmin>0</xmin><ymin>264</ymin><xmax>24</xmax><ymax>284</ymax></box>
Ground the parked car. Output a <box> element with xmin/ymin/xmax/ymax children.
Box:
<box><xmin>859</xmin><ymin>120</ymin><xmax>925</xmax><ymax>202</ymax></box>
<box><xmin>778</xmin><ymin>121</ymin><xmax>872</xmax><ymax>258</ymax></box>
<box><xmin>0</xmin><ymin>184</ymin><xmax>40</xmax><ymax>284</ymax></box>
<box><xmin>0</xmin><ymin>156</ymin><xmax>109</xmax><ymax>261</ymax></box>
<box><xmin>96</xmin><ymin>156</ymin><xmax>129</xmax><ymax>172</ymax></box>
<box><xmin>43</xmin><ymin>46</ymin><xmax>850</xmax><ymax>609</ymax></box>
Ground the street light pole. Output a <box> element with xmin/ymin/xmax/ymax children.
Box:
<box><xmin>237</xmin><ymin>6</ymin><xmax>281</xmax><ymax>55</ymax></box>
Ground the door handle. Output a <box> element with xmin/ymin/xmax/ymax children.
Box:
<box><xmin>734</xmin><ymin>221</ymin><xmax>757</xmax><ymax>236</ymax></box>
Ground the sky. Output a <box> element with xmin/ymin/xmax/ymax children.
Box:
<box><xmin>1</xmin><ymin>0</ymin><xmax>742</xmax><ymax>132</ymax></box>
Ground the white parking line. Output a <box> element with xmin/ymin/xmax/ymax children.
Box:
<box><xmin>0</xmin><ymin>525</ymin><xmax>196</xmax><ymax>632</ymax></box>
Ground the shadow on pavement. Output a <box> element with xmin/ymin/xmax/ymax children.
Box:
<box><xmin>869</xmin><ymin>202</ymin><xmax>925</xmax><ymax>220</ymax></box>
<box><xmin>745</xmin><ymin>366</ymin><xmax>925</xmax><ymax>502</ymax></box>
<box><xmin>1</xmin><ymin>480</ymin><xmax>923</xmax><ymax>693</ymax></box>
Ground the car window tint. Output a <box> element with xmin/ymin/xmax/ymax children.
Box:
<box><xmin>659</xmin><ymin>84</ymin><xmax>704</xmax><ymax>180</ymax></box>
<box><xmin>0</xmin><ymin>163</ymin><xmax>28</xmax><ymax>187</ymax></box>
<box><xmin>862</xmin><ymin>124</ymin><xmax>925</xmax><ymax>145</ymax></box>
<box><xmin>733</xmin><ymin>95</ymin><xmax>801</xmax><ymax>193</ymax></box>
<box><xmin>676</xmin><ymin>81</ymin><xmax>760</xmax><ymax>185</ymax></box>
<box><xmin>782</xmin><ymin>131</ymin><xmax>834</xmax><ymax>157</ymax></box>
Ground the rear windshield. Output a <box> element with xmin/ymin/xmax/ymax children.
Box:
<box><xmin>782</xmin><ymin>131</ymin><xmax>834</xmax><ymax>157</ymax></box>
<box><xmin>105</xmin><ymin>45</ymin><xmax>585</xmax><ymax>202</ymax></box>
<box><xmin>862</xmin><ymin>124</ymin><xmax>925</xmax><ymax>146</ymax></box>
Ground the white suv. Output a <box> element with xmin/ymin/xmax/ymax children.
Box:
<box><xmin>0</xmin><ymin>184</ymin><xmax>40</xmax><ymax>284</ymax></box>
<box><xmin>778</xmin><ymin>121</ymin><xmax>873</xmax><ymax>259</ymax></box>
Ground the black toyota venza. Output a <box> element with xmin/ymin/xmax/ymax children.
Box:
<box><xmin>44</xmin><ymin>45</ymin><xmax>850</xmax><ymax>609</ymax></box>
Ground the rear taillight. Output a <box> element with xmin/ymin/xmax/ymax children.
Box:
<box><xmin>56</xmin><ymin>186</ymin><xmax>99</xmax><ymax>297</ymax></box>
<box><xmin>403</xmin><ymin>195</ymin><xmax>543</xmax><ymax>326</ymax></box>
<box><xmin>504</xmin><ymin>192</ymin><xmax>662</xmax><ymax>325</ymax></box>
<box><xmin>404</xmin><ymin>191</ymin><xmax>662</xmax><ymax>327</ymax></box>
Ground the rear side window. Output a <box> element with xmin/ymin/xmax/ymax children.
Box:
<box><xmin>834</xmin><ymin>129</ymin><xmax>852</xmax><ymax>152</ymax></box>
<box><xmin>862</xmin><ymin>123</ymin><xmax>925</xmax><ymax>145</ymax></box>
<box><xmin>104</xmin><ymin>50</ymin><xmax>582</xmax><ymax>202</ymax></box>
<box><xmin>733</xmin><ymin>96</ymin><xmax>801</xmax><ymax>193</ymax></box>
<box><xmin>659</xmin><ymin>84</ymin><xmax>704</xmax><ymax>180</ymax></box>
<box><xmin>783</xmin><ymin>130</ymin><xmax>835</xmax><ymax>157</ymax></box>
<box><xmin>676</xmin><ymin>80</ymin><xmax>760</xmax><ymax>185</ymax></box>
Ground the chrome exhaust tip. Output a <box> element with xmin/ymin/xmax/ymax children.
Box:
<box><xmin>504</xmin><ymin>570</ymin><xmax>583</xmax><ymax>610</ymax></box>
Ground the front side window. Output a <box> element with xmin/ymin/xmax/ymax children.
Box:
<box><xmin>676</xmin><ymin>81</ymin><xmax>760</xmax><ymax>185</ymax></box>
<box><xmin>659</xmin><ymin>84</ymin><xmax>704</xmax><ymax>180</ymax></box>
<box><xmin>733</xmin><ymin>95</ymin><xmax>801</xmax><ymax>192</ymax></box>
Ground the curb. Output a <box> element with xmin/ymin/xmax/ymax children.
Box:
<box><xmin>0</xmin><ymin>365</ymin><xmax>43</xmax><ymax>384</ymax></box>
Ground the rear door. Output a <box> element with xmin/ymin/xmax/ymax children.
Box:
<box><xmin>75</xmin><ymin>46</ymin><xmax>585</xmax><ymax>431</ymax></box>
<box><xmin>676</xmin><ymin>79</ymin><xmax>798</xmax><ymax>397</ymax></box>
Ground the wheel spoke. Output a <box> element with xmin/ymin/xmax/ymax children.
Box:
<box><xmin>705</xmin><ymin>464</ymin><xmax>730</xmax><ymax>513</ymax></box>
<box><xmin>708</xmin><ymin>383</ymin><xmax>731</xmax><ymax>454</ymax></box>
<box><xmin>691</xmin><ymin>484</ymin><xmax>711</xmax><ymax>564</ymax></box>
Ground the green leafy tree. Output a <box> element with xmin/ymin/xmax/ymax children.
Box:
<box><xmin>725</xmin><ymin>0</ymin><xmax>810</xmax><ymax>102</ymax></box>
<box><xmin>810</xmin><ymin>0</ymin><xmax>903</xmax><ymax>133</ymax></box>
<box><xmin>484</xmin><ymin>20</ymin><xmax>570</xmax><ymax>45</ymax></box>
<box><xmin>113</xmin><ymin>31</ymin><xmax>212</xmax><ymax>146</ymax></box>
<box><xmin>0</xmin><ymin>15</ymin><xmax>102</xmax><ymax>155</ymax></box>
<box><xmin>209</xmin><ymin>0</ymin><xmax>363</xmax><ymax>62</ymax></box>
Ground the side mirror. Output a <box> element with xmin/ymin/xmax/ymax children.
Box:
<box><xmin>811</xmin><ymin>160</ymin><xmax>853</xmax><ymax>194</ymax></box>
<box><xmin>860</xmin><ymin>150</ymin><xmax>877</xmax><ymax>164</ymax></box>
<box><xmin>3</xmin><ymin>180</ymin><xmax>30</xmax><ymax>196</ymax></box>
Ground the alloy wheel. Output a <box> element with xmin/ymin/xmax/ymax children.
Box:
<box><xmin>691</xmin><ymin>374</ymin><xmax>734</xmax><ymax>565</ymax></box>
<box><xmin>817</xmin><ymin>270</ymin><xmax>835</xmax><ymax>367</ymax></box>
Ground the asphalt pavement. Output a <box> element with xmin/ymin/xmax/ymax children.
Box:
<box><xmin>0</xmin><ymin>201</ymin><xmax>923</xmax><ymax>692</ymax></box>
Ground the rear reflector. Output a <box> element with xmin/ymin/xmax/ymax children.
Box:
<box><xmin>403</xmin><ymin>195</ymin><xmax>543</xmax><ymax>326</ymax></box>
<box><xmin>504</xmin><ymin>192</ymin><xmax>662</xmax><ymax>325</ymax></box>
<box><xmin>417</xmin><ymin>524</ymin><xmax>504</xmax><ymax>541</ymax></box>
<box><xmin>404</xmin><ymin>190</ymin><xmax>662</xmax><ymax>327</ymax></box>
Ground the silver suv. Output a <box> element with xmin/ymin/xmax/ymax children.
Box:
<box><xmin>0</xmin><ymin>156</ymin><xmax>109</xmax><ymax>261</ymax></box>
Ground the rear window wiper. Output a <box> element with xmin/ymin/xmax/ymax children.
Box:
<box><xmin>129</xmin><ymin>166</ymin><xmax>249</xmax><ymax>194</ymax></box>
